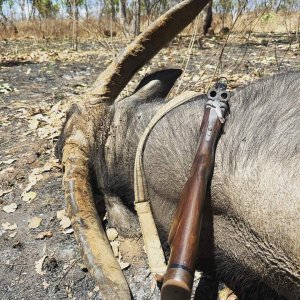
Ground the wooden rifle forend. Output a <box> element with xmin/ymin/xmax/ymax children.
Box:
<box><xmin>161</xmin><ymin>84</ymin><xmax>229</xmax><ymax>300</ymax></box>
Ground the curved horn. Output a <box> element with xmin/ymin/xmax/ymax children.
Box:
<box><xmin>64</xmin><ymin>163</ymin><xmax>131</xmax><ymax>298</ymax></box>
<box><xmin>61</xmin><ymin>111</ymin><xmax>131</xmax><ymax>299</ymax></box>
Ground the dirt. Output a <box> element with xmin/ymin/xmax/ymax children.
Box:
<box><xmin>0</xmin><ymin>33</ymin><xmax>299</xmax><ymax>300</ymax></box>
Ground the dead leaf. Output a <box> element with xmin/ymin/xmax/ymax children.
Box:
<box><xmin>2</xmin><ymin>203</ymin><xmax>18</xmax><ymax>213</ymax></box>
<box><xmin>35</xmin><ymin>255</ymin><xmax>47</xmax><ymax>275</ymax></box>
<box><xmin>192</xmin><ymin>74</ymin><xmax>200</xmax><ymax>82</ymax></box>
<box><xmin>28</xmin><ymin>173</ymin><xmax>38</xmax><ymax>185</ymax></box>
<box><xmin>2</xmin><ymin>222</ymin><xmax>18</xmax><ymax>231</ymax></box>
<box><xmin>0</xmin><ymin>166</ymin><xmax>14</xmax><ymax>173</ymax></box>
<box><xmin>42</xmin><ymin>280</ymin><xmax>50</xmax><ymax>289</ymax></box>
<box><xmin>63</xmin><ymin>228</ymin><xmax>74</xmax><ymax>234</ymax></box>
<box><xmin>24</xmin><ymin>173</ymin><xmax>43</xmax><ymax>192</ymax></box>
<box><xmin>2</xmin><ymin>158</ymin><xmax>16</xmax><ymax>165</ymax></box>
<box><xmin>41</xmin><ymin>159</ymin><xmax>60</xmax><ymax>172</ymax></box>
<box><xmin>118</xmin><ymin>260</ymin><xmax>130</xmax><ymax>270</ymax></box>
<box><xmin>28</xmin><ymin>216</ymin><xmax>42</xmax><ymax>229</ymax></box>
<box><xmin>106</xmin><ymin>228</ymin><xmax>118</xmax><ymax>241</ymax></box>
<box><xmin>56</xmin><ymin>209</ymin><xmax>66</xmax><ymax>219</ymax></box>
<box><xmin>0</xmin><ymin>83</ymin><xmax>13</xmax><ymax>94</ymax></box>
<box><xmin>0</xmin><ymin>189</ymin><xmax>13</xmax><ymax>197</ymax></box>
<box><xmin>219</xmin><ymin>287</ymin><xmax>237</xmax><ymax>300</ymax></box>
<box><xmin>28</xmin><ymin>119</ymin><xmax>39</xmax><ymax>130</ymax></box>
<box><xmin>22</xmin><ymin>191</ymin><xmax>37</xmax><ymax>202</ymax></box>
<box><xmin>9</xmin><ymin>231</ymin><xmax>17</xmax><ymax>238</ymax></box>
<box><xmin>60</xmin><ymin>216</ymin><xmax>71</xmax><ymax>229</ymax></box>
<box><xmin>35</xmin><ymin>231</ymin><xmax>53</xmax><ymax>239</ymax></box>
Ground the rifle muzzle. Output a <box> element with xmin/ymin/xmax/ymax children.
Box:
<box><xmin>161</xmin><ymin>267</ymin><xmax>193</xmax><ymax>300</ymax></box>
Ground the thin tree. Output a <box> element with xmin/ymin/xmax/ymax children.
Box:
<box><xmin>109</xmin><ymin>0</ymin><xmax>116</xmax><ymax>21</ymax></box>
<box><xmin>132</xmin><ymin>0</ymin><xmax>140</xmax><ymax>36</ymax></box>
<box><xmin>84</xmin><ymin>0</ymin><xmax>89</xmax><ymax>19</ymax></box>
<box><xmin>71</xmin><ymin>0</ymin><xmax>79</xmax><ymax>50</ymax></box>
<box><xmin>118</xmin><ymin>0</ymin><xmax>126</xmax><ymax>26</ymax></box>
<box><xmin>203</xmin><ymin>0</ymin><xmax>213</xmax><ymax>35</ymax></box>
<box><xmin>20</xmin><ymin>0</ymin><xmax>26</xmax><ymax>20</ymax></box>
<box><xmin>0</xmin><ymin>0</ymin><xmax>18</xmax><ymax>34</ymax></box>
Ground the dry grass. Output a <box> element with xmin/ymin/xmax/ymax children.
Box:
<box><xmin>213</xmin><ymin>11</ymin><xmax>300</xmax><ymax>34</ymax></box>
<box><xmin>0</xmin><ymin>17</ymin><xmax>121</xmax><ymax>40</ymax></box>
<box><xmin>0</xmin><ymin>10</ymin><xmax>299</xmax><ymax>42</ymax></box>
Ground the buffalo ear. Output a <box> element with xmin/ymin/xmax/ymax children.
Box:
<box><xmin>133</xmin><ymin>68</ymin><xmax>182</xmax><ymax>100</ymax></box>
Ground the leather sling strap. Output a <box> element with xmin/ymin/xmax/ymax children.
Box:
<box><xmin>134</xmin><ymin>91</ymin><xmax>199</xmax><ymax>276</ymax></box>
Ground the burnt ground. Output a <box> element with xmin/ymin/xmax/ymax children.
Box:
<box><xmin>0</xmin><ymin>33</ymin><xmax>299</xmax><ymax>300</ymax></box>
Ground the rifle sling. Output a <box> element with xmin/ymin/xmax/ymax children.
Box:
<box><xmin>134</xmin><ymin>91</ymin><xmax>199</xmax><ymax>276</ymax></box>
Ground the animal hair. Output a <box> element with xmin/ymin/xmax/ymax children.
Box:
<box><xmin>93</xmin><ymin>71</ymin><xmax>300</xmax><ymax>299</ymax></box>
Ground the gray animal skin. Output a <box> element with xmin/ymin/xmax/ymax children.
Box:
<box><xmin>57</xmin><ymin>70</ymin><xmax>300</xmax><ymax>300</ymax></box>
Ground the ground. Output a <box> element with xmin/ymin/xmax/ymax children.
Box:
<box><xmin>0</xmin><ymin>33</ymin><xmax>299</xmax><ymax>300</ymax></box>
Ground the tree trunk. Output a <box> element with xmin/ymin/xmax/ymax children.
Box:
<box><xmin>71</xmin><ymin>0</ymin><xmax>79</xmax><ymax>50</ymax></box>
<box><xmin>132</xmin><ymin>0</ymin><xmax>140</xmax><ymax>36</ymax></box>
<box><xmin>0</xmin><ymin>10</ymin><xmax>18</xmax><ymax>35</ymax></box>
<box><xmin>119</xmin><ymin>0</ymin><xmax>127</xmax><ymax>26</ymax></box>
<box><xmin>110</xmin><ymin>0</ymin><xmax>116</xmax><ymax>21</ymax></box>
<box><xmin>202</xmin><ymin>0</ymin><xmax>213</xmax><ymax>35</ymax></box>
<box><xmin>20</xmin><ymin>0</ymin><xmax>26</xmax><ymax>20</ymax></box>
<box><xmin>84</xmin><ymin>0</ymin><xmax>89</xmax><ymax>19</ymax></box>
<box><xmin>0</xmin><ymin>12</ymin><xmax>7</xmax><ymax>31</ymax></box>
<box><xmin>144</xmin><ymin>0</ymin><xmax>151</xmax><ymax>18</ymax></box>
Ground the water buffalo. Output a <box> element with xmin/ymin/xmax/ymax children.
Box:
<box><xmin>57</xmin><ymin>69</ymin><xmax>300</xmax><ymax>299</ymax></box>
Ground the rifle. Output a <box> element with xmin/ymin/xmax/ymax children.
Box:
<box><xmin>161</xmin><ymin>80</ymin><xmax>230</xmax><ymax>300</ymax></box>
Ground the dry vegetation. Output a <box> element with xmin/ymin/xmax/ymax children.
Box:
<box><xmin>1</xmin><ymin>10</ymin><xmax>299</xmax><ymax>40</ymax></box>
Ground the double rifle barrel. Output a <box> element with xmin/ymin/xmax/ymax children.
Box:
<box><xmin>161</xmin><ymin>94</ymin><xmax>228</xmax><ymax>300</ymax></box>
